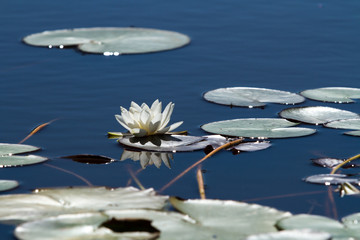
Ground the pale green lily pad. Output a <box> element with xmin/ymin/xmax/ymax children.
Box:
<box><xmin>23</xmin><ymin>27</ymin><xmax>190</xmax><ymax>55</ymax></box>
<box><xmin>0</xmin><ymin>187</ymin><xmax>167</xmax><ymax>224</ymax></box>
<box><xmin>201</xmin><ymin>118</ymin><xmax>316</xmax><ymax>138</ymax></box>
<box><xmin>279</xmin><ymin>106</ymin><xmax>360</xmax><ymax>125</ymax></box>
<box><xmin>0</xmin><ymin>143</ymin><xmax>39</xmax><ymax>156</ymax></box>
<box><xmin>246</xmin><ymin>229</ymin><xmax>331</xmax><ymax>240</ymax></box>
<box><xmin>0</xmin><ymin>155</ymin><xmax>48</xmax><ymax>168</ymax></box>
<box><xmin>303</xmin><ymin>174</ymin><xmax>360</xmax><ymax>185</ymax></box>
<box><xmin>203</xmin><ymin>87</ymin><xmax>305</xmax><ymax>108</ymax></box>
<box><xmin>15</xmin><ymin>212</ymin><xmax>159</xmax><ymax>240</ymax></box>
<box><xmin>170</xmin><ymin>197</ymin><xmax>292</xmax><ymax>239</ymax></box>
<box><xmin>15</xmin><ymin>198</ymin><xmax>292</xmax><ymax>240</ymax></box>
<box><xmin>118</xmin><ymin>135</ymin><xmax>234</xmax><ymax>152</ymax></box>
<box><xmin>300</xmin><ymin>87</ymin><xmax>360</xmax><ymax>103</ymax></box>
<box><xmin>0</xmin><ymin>180</ymin><xmax>19</xmax><ymax>192</ymax></box>
<box><xmin>324</xmin><ymin>119</ymin><xmax>360</xmax><ymax>136</ymax></box>
<box><xmin>277</xmin><ymin>213</ymin><xmax>360</xmax><ymax>240</ymax></box>
<box><xmin>345</xmin><ymin>130</ymin><xmax>360</xmax><ymax>136</ymax></box>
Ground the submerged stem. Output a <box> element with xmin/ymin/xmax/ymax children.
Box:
<box><xmin>330</xmin><ymin>154</ymin><xmax>360</xmax><ymax>174</ymax></box>
<box><xmin>159</xmin><ymin>138</ymin><xmax>243</xmax><ymax>192</ymax></box>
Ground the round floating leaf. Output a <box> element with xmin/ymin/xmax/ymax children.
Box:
<box><xmin>0</xmin><ymin>180</ymin><xmax>19</xmax><ymax>192</ymax></box>
<box><xmin>0</xmin><ymin>155</ymin><xmax>48</xmax><ymax>168</ymax></box>
<box><xmin>279</xmin><ymin>106</ymin><xmax>360</xmax><ymax>125</ymax></box>
<box><xmin>345</xmin><ymin>130</ymin><xmax>360</xmax><ymax>136</ymax></box>
<box><xmin>233</xmin><ymin>141</ymin><xmax>271</xmax><ymax>152</ymax></box>
<box><xmin>311</xmin><ymin>158</ymin><xmax>345</xmax><ymax>168</ymax></box>
<box><xmin>23</xmin><ymin>27</ymin><xmax>190</xmax><ymax>55</ymax></box>
<box><xmin>118</xmin><ymin>135</ymin><xmax>210</xmax><ymax>152</ymax></box>
<box><xmin>201</xmin><ymin>118</ymin><xmax>316</xmax><ymax>138</ymax></box>
<box><xmin>303</xmin><ymin>174</ymin><xmax>360</xmax><ymax>185</ymax></box>
<box><xmin>324</xmin><ymin>119</ymin><xmax>360</xmax><ymax>136</ymax></box>
<box><xmin>0</xmin><ymin>187</ymin><xmax>167</xmax><ymax>224</ymax></box>
<box><xmin>300</xmin><ymin>87</ymin><xmax>360</xmax><ymax>103</ymax></box>
<box><xmin>277</xmin><ymin>214</ymin><xmax>360</xmax><ymax>240</ymax></box>
<box><xmin>15</xmin><ymin>212</ymin><xmax>159</xmax><ymax>240</ymax></box>
<box><xmin>0</xmin><ymin>143</ymin><xmax>39</xmax><ymax>156</ymax></box>
<box><xmin>170</xmin><ymin>197</ymin><xmax>292</xmax><ymax>239</ymax></box>
<box><xmin>61</xmin><ymin>154</ymin><xmax>115</xmax><ymax>165</ymax></box>
<box><xmin>203</xmin><ymin>87</ymin><xmax>305</xmax><ymax>108</ymax></box>
<box><xmin>246</xmin><ymin>229</ymin><xmax>331</xmax><ymax>240</ymax></box>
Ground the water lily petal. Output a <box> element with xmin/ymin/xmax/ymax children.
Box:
<box><xmin>159</xmin><ymin>102</ymin><xmax>174</xmax><ymax>130</ymax></box>
<box><xmin>115</xmin><ymin>115</ymin><xmax>132</xmax><ymax>131</ymax></box>
<box><xmin>130</xmin><ymin>101</ymin><xmax>142</xmax><ymax>112</ymax></box>
<box><xmin>151</xmin><ymin>100</ymin><xmax>162</xmax><ymax>117</ymax></box>
<box><xmin>130</xmin><ymin>128</ymin><xmax>148</xmax><ymax>137</ymax></box>
<box><xmin>168</xmin><ymin>121</ymin><xmax>183</xmax><ymax>132</ymax></box>
<box><xmin>140</xmin><ymin>109</ymin><xmax>151</xmax><ymax>130</ymax></box>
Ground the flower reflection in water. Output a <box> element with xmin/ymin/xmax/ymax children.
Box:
<box><xmin>121</xmin><ymin>149</ymin><xmax>174</xmax><ymax>169</ymax></box>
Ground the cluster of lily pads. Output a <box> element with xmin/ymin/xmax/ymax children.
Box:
<box><xmin>0</xmin><ymin>186</ymin><xmax>359</xmax><ymax>240</ymax></box>
<box><xmin>23</xmin><ymin>27</ymin><xmax>191</xmax><ymax>55</ymax></box>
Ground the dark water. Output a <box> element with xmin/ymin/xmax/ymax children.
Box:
<box><xmin>1</xmin><ymin>0</ymin><xmax>360</xmax><ymax>237</ymax></box>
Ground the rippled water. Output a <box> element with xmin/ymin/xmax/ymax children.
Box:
<box><xmin>1</xmin><ymin>0</ymin><xmax>360</xmax><ymax>237</ymax></box>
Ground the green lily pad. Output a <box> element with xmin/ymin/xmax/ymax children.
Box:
<box><xmin>303</xmin><ymin>174</ymin><xmax>360</xmax><ymax>185</ymax></box>
<box><xmin>23</xmin><ymin>27</ymin><xmax>190</xmax><ymax>55</ymax></box>
<box><xmin>201</xmin><ymin>118</ymin><xmax>316</xmax><ymax>138</ymax></box>
<box><xmin>203</xmin><ymin>87</ymin><xmax>305</xmax><ymax>108</ymax></box>
<box><xmin>0</xmin><ymin>187</ymin><xmax>167</xmax><ymax>224</ymax></box>
<box><xmin>15</xmin><ymin>198</ymin><xmax>292</xmax><ymax>240</ymax></box>
<box><xmin>277</xmin><ymin>213</ymin><xmax>360</xmax><ymax>240</ymax></box>
<box><xmin>300</xmin><ymin>87</ymin><xmax>360</xmax><ymax>103</ymax></box>
<box><xmin>118</xmin><ymin>135</ymin><xmax>232</xmax><ymax>152</ymax></box>
<box><xmin>279</xmin><ymin>106</ymin><xmax>360</xmax><ymax>125</ymax></box>
<box><xmin>324</xmin><ymin>119</ymin><xmax>360</xmax><ymax>136</ymax></box>
<box><xmin>170</xmin><ymin>197</ymin><xmax>292</xmax><ymax>239</ymax></box>
<box><xmin>0</xmin><ymin>143</ymin><xmax>39</xmax><ymax>156</ymax></box>
<box><xmin>0</xmin><ymin>180</ymin><xmax>19</xmax><ymax>192</ymax></box>
<box><xmin>344</xmin><ymin>130</ymin><xmax>360</xmax><ymax>136</ymax></box>
<box><xmin>15</xmin><ymin>212</ymin><xmax>160</xmax><ymax>240</ymax></box>
<box><xmin>246</xmin><ymin>229</ymin><xmax>331</xmax><ymax>240</ymax></box>
<box><xmin>0</xmin><ymin>155</ymin><xmax>48</xmax><ymax>168</ymax></box>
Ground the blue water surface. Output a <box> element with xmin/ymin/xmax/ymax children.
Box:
<box><xmin>1</xmin><ymin>0</ymin><xmax>360</xmax><ymax>237</ymax></box>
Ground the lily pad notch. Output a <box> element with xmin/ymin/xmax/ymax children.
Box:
<box><xmin>23</xmin><ymin>27</ymin><xmax>191</xmax><ymax>55</ymax></box>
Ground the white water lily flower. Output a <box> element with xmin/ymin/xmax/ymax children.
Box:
<box><xmin>115</xmin><ymin>99</ymin><xmax>183</xmax><ymax>137</ymax></box>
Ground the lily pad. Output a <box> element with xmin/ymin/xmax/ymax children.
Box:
<box><xmin>0</xmin><ymin>187</ymin><xmax>167</xmax><ymax>224</ymax></box>
<box><xmin>279</xmin><ymin>106</ymin><xmax>360</xmax><ymax>125</ymax></box>
<box><xmin>0</xmin><ymin>155</ymin><xmax>48</xmax><ymax>168</ymax></box>
<box><xmin>0</xmin><ymin>180</ymin><xmax>19</xmax><ymax>192</ymax></box>
<box><xmin>61</xmin><ymin>154</ymin><xmax>115</xmax><ymax>165</ymax></box>
<box><xmin>311</xmin><ymin>158</ymin><xmax>345</xmax><ymax>168</ymax></box>
<box><xmin>277</xmin><ymin>213</ymin><xmax>360</xmax><ymax>240</ymax></box>
<box><xmin>303</xmin><ymin>174</ymin><xmax>360</xmax><ymax>185</ymax></box>
<box><xmin>23</xmin><ymin>27</ymin><xmax>190</xmax><ymax>55</ymax></box>
<box><xmin>14</xmin><ymin>197</ymin><xmax>292</xmax><ymax>240</ymax></box>
<box><xmin>170</xmin><ymin>197</ymin><xmax>292</xmax><ymax>239</ymax></box>
<box><xmin>300</xmin><ymin>87</ymin><xmax>360</xmax><ymax>103</ymax></box>
<box><xmin>0</xmin><ymin>143</ymin><xmax>39</xmax><ymax>156</ymax></box>
<box><xmin>246</xmin><ymin>229</ymin><xmax>331</xmax><ymax>240</ymax></box>
<box><xmin>203</xmin><ymin>87</ymin><xmax>305</xmax><ymax>108</ymax></box>
<box><xmin>118</xmin><ymin>135</ymin><xmax>227</xmax><ymax>152</ymax></box>
<box><xmin>15</xmin><ymin>212</ymin><xmax>160</xmax><ymax>240</ymax></box>
<box><xmin>201</xmin><ymin>118</ymin><xmax>316</xmax><ymax>138</ymax></box>
<box><xmin>324</xmin><ymin>119</ymin><xmax>360</xmax><ymax>136</ymax></box>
